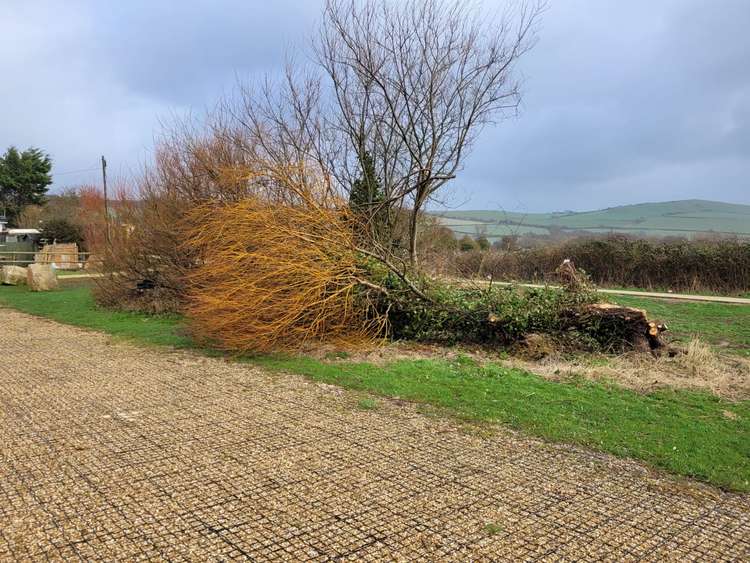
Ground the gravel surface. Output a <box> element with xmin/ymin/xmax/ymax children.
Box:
<box><xmin>0</xmin><ymin>308</ymin><xmax>748</xmax><ymax>561</ymax></box>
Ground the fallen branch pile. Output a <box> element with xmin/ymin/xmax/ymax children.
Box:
<box><xmin>182</xmin><ymin>192</ymin><xmax>386</xmax><ymax>353</ymax></box>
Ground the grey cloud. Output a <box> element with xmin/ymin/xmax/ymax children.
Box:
<box><xmin>95</xmin><ymin>0</ymin><xmax>319</xmax><ymax>104</ymax></box>
<box><xmin>461</xmin><ymin>0</ymin><xmax>750</xmax><ymax>210</ymax></box>
<box><xmin>1</xmin><ymin>0</ymin><xmax>748</xmax><ymax>211</ymax></box>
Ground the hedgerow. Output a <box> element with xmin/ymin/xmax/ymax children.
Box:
<box><xmin>452</xmin><ymin>236</ymin><xmax>750</xmax><ymax>294</ymax></box>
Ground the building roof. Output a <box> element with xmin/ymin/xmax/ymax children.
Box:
<box><xmin>7</xmin><ymin>229</ymin><xmax>41</xmax><ymax>235</ymax></box>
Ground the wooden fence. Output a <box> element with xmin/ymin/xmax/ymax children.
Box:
<box><xmin>0</xmin><ymin>250</ymin><xmax>101</xmax><ymax>269</ymax></box>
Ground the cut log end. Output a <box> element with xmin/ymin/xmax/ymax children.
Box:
<box><xmin>569</xmin><ymin>303</ymin><xmax>668</xmax><ymax>353</ymax></box>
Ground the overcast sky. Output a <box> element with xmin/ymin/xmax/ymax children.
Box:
<box><xmin>2</xmin><ymin>0</ymin><xmax>749</xmax><ymax>212</ymax></box>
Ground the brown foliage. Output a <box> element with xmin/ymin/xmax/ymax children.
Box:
<box><xmin>91</xmin><ymin>122</ymin><xmax>260</xmax><ymax>313</ymax></box>
<box><xmin>92</xmin><ymin>129</ymin><xmax>394</xmax><ymax>346</ymax></box>
<box><xmin>76</xmin><ymin>185</ymin><xmax>108</xmax><ymax>255</ymax></box>
<box><xmin>15</xmin><ymin>204</ymin><xmax>44</xmax><ymax>229</ymax></box>
<box><xmin>92</xmin><ymin>190</ymin><xmax>195</xmax><ymax>313</ymax></box>
<box><xmin>182</xmin><ymin>187</ymin><xmax>385</xmax><ymax>353</ymax></box>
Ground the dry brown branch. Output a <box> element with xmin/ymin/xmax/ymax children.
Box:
<box><xmin>181</xmin><ymin>172</ymin><xmax>387</xmax><ymax>353</ymax></box>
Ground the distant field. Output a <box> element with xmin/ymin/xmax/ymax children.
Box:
<box><xmin>437</xmin><ymin>221</ymin><xmax>550</xmax><ymax>237</ymax></box>
<box><xmin>434</xmin><ymin>199</ymin><xmax>750</xmax><ymax>240</ymax></box>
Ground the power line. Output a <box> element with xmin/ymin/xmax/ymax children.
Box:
<box><xmin>54</xmin><ymin>165</ymin><xmax>100</xmax><ymax>177</ymax></box>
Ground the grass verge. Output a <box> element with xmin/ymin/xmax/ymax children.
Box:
<box><xmin>0</xmin><ymin>285</ymin><xmax>191</xmax><ymax>348</ymax></box>
<box><xmin>1</xmin><ymin>283</ymin><xmax>748</xmax><ymax>491</ymax></box>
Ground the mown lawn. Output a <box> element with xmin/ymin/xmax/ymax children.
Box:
<box><xmin>611</xmin><ymin>295</ymin><xmax>750</xmax><ymax>356</ymax></box>
<box><xmin>1</xmin><ymin>283</ymin><xmax>749</xmax><ymax>491</ymax></box>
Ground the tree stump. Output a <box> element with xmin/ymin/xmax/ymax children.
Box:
<box><xmin>567</xmin><ymin>303</ymin><xmax>667</xmax><ymax>352</ymax></box>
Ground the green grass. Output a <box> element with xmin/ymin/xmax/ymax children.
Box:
<box><xmin>608</xmin><ymin>286</ymin><xmax>750</xmax><ymax>299</ymax></box>
<box><xmin>483</xmin><ymin>523</ymin><xmax>504</xmax><ymax>536</ymax></box>
<box><xmin>356</xmin><ymin>397</ymin><xmax>379</xmax><ymax>410</ymax></box>
<box><xmin>1</xmin><ymin>284</ymin><xmax>749</xmax><ymax>491</ymax></box>
<box><xmin>611</xmin><ymin>295</ymin><xmax>750</xmax><ymax>356</ymax></box>
<box><xmin>0</xmin><ymin>284</ymin><xmax>191</xmax><ymax>348</ymax></box>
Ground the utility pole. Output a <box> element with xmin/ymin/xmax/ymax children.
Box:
<box><xmin>101</xmin><ymin>155</ymin><xmax>111</xmax><ymax>244</ymax></box>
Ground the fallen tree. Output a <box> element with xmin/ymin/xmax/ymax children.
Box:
<box><xmin>86</xmin><ymin>0</ymin><xmax>669</xmax><ymax>355</ymax></box>
<box><xmin>564</xmin><ymin>303</ymin><xmax>668</xmax><ymax>353</ymax></box>
<box><xmin>91</xmin><ymin>157</ymin><xmax>670</xmax><ymax>354</ymax></box>
<box><xmin>376</xmin><ymin>277</ymin><xmax>667</xmax><ymax>353</ymax></box>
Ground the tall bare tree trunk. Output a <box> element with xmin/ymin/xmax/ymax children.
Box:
<box><xmin>408</xmin><ymin>208</ymin><xmax>419</xmax><ymax>268</ymax></box>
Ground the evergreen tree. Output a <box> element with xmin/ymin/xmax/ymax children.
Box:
<box><xmin>41</xmin><ymin>217</ymin><xmax>84</xmax><ymax>245</ymax></box>
<box><xmin>349</xmin><ymin>151</ymin><xmax>383</xmax><ymax>211</ymax></box>
<box><xmin>349</xmin><ymin>151</ymin><xmax>387</xmax><ymax>241</ymax></box>
<box><xmin>0</xmin><ymin>146</ymin><xmax>52</xmax><ymax>226</ymax></box>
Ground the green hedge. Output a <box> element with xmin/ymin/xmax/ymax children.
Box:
<box><xmin>455</xmin><ymin>236</ymin><xmax>750</xmax><ymax>294</ymax></box>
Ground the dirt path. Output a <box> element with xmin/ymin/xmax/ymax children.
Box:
<box><xmin>486</xmin><ymin>281</ymin><xmax>750</xmax><ymax>305</ymax></box>
<box><xmin>0</xmin><ymin>309</ymin><xmax>748</xmax><ymax>561</ymax></box>
<box><xmin>593</xmin><ymin>288</ymin><xmax>750</xmax><ymax>304</ymax></box>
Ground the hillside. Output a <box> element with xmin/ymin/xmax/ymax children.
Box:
<box><xmin>434</xmin><ymin>199</ymin><xmax>750</xmax><ymax>240</ymax></box>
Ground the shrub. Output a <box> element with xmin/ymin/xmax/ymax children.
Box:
<box><xmin>92</xmin><ymin>188</ymin><xmax>196</xmax><ymax>314</ymax></box>
<box><xmin>92</xmin><ymin>124</ymin><xmax>256</xmax><ymax>314</ymax></box>
<box><xmin>459</xmin><ymin>235</ymin><xmax>478</xmax><ymax>252</ymax></box>
<box><xmin>41</xmin><ymin>217</ymin><xmax>84</xmax><ymax>245</ymax></box>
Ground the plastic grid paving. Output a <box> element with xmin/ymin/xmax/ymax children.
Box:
<box><xmin>0</xmin><ymin>308</ymin><xmax>748</xmax><ymax>561</ymax></box>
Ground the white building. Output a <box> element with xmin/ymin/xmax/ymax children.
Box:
<box><xmin>0</xmin><ymin>217</ymin><xmax>41</xmax><ymax>243</ymax></box>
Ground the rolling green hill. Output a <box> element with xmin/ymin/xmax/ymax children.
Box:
<box><xmin>435</xmin><ymin>199</ymin><xmax>750</xmax><ymax>240</ymax></box>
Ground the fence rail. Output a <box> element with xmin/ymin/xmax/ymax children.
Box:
<box><xmin>0</xmin><ymin>251</ymin><xmax>103</xmax><ymax>267</ymax></box>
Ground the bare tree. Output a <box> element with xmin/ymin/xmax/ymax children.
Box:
<box><xmin>221</xmin><ymin>64</ymin><xmax>345</xmax><ymax>202</ymax></box>
<box><xmin>318</xmin><ymin>0</ymin><xmax>544</xmax><ymax>267</ymax></box>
